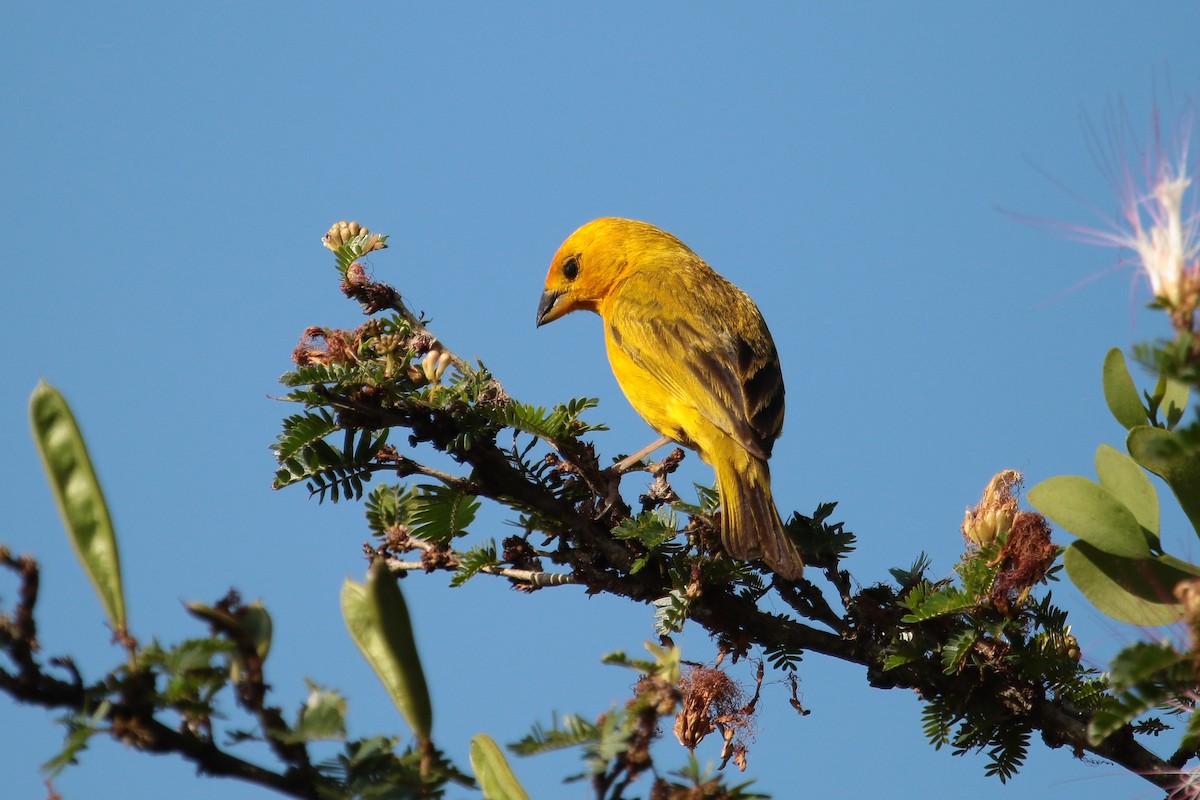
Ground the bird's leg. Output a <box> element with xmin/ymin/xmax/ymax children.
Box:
<box><xmin>610</xmin><ymin>435</ymin><xmax>673</xmax><ymax>475</ymax></box>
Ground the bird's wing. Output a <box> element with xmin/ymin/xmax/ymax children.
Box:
<box><xmin>607</xmin><ymin>269</ymin><xmax>784</xmax><ymax>460</ymax></box>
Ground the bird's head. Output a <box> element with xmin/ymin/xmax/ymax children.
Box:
<box><xmin>536</xmin><ymin>217</ymin><xmax>688</xmax><ymax>326</ymax></box>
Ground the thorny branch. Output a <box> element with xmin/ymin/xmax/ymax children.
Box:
<box><xmin>320</xmin><ymin>257</ymin><xmax>1185</xmax><ymax>795</ymax></box>
<box><xmin>0</xmin><ymin>552</ymin><xmax>333</xmax><ymax>799</ymax></box>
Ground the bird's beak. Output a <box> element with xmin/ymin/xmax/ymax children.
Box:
<box><xmin>536</xmin><ymin>289</ymin><xmax>564</xmax><ymax>327</ymax></box>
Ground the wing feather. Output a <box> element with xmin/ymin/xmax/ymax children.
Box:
<box><xmin>606</xmin><ymin>267</ymin><xmax>784</xmax><ymax>460</ymax></box>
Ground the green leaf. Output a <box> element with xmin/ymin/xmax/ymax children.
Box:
<box><xmin>1107</xmin><ymin>640</ymin><xmax>1186</xmax><ymax>691</ymax></box>
<box><xmin>510</xmin><ymin>713</ymin><xmax>599</xmax><ymax>759</ymax></box>
<box><xmin>42</xmin><ymin>700</ymin><xmax>111</xmax><ymax>776</ymax></box>
<box><xmin>341</xmin><ymin>564</ymin><xmax>433</xmax><ymax>741</ymax></box>
<box><xmin>1062</xmin><ymin>542</ymin><xmax>1191</xmax><ymax>626</ymax></box>
<box><xmin>272</xmin><ymin>681</ymin><xmax>348</xmax><ymax>745</ymax></box>
<box><xmin>1094</xmin><ymin>444</ymin><xmax>1159</xmax><ymax>540</ymax></box>
<box><xmin>470</xmin><ymin>734</ymin><xmax>530</xmax><ymax>800</ymax></box>
<box><xmin>652</xmin><ymin>589</ymin><xmax>689</xmax><ymax>635</ymax></box>
<box><xmin>485</xmin><ymin>397</ymin><xmax>606</xmax><ymax>440</ymax></box>
<box><xmin>450</xmin><ymin>541</ymin><xmax>499</xmax><ymax>587</ymax></box>
<box><xmin>1103</xmin><ymin>348</ymin><xmax>1146</xmax><ymax>429</ymax></box>
<box><xmin>273</xmin><ymin>410</ymin><xmax>339</xmax><ymax>464</ymax></box>
<box><xmin>240</xmin><ymin>602</ymin><xmax>273</xmax><ymax>662</ymax></box>
<box><xmin>185</xmin><ymin>600</ymin><xmax>273</xmax><ymax>663</ymax></box>
<box><xmin>899</xmin><ymin>584</ymin><xmax>975</xmax><ymax>623</ymax></box>
<box><xmin>983</xmin><ymin>727</ymin><xmax>1029</xmax><ymax>783</ymax></box>
<box><xmin>1159</xmin><ymin>377</ymin><xmax>1190</xmax><ymax>429</ymax></box>
<box><xmin>29</xmin><ymin>381</ymin><xmax>126</xmax><ymax>633</ymax></box>
<box><xmin>1087</xmin><ymin>641</ymin><xmax>1189</xmax><ymax>746</ymax></box>
<box><xmin>1127</xmin><ymin>426</ymin><xmax>1200</xmax><ymax>537</ymax></box>
<box><xmin>1027</xmin><ymin>475</ymin><xmax>1149</xmax><ymax>558</ymax></box>
<box><xmin>408</xmin><ymin>485</ymin><xmax>480</xmax><ymax>544</ymax></box>
<box><xmin>365</xmin><ymin>484</ymin><xmax>414</xmax><ymax>535</ymax></box>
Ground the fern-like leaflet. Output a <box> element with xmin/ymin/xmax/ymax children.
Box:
<box><xmin>450</xmin><ymin>541</ymin><xmax>498</xmax><ymax>587</ymax></box>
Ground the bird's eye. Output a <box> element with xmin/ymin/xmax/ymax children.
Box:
<box><xmin>562</xmin><ymin>255</ymin><xmax>580</xmax><ymax>281</ymax></box>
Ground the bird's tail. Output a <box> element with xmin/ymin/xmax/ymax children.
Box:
<box><xmin>715</xmin><ymin>456</ymin><xmax>804</xmax><ymax>579</ymax></box>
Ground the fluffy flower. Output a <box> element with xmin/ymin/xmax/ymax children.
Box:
<box><xmin>1078</xmin><ymin>103</ymin><xmax>1200</xmax><ymax>326</ymax></box>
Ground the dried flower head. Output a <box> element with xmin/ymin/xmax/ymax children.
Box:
<box><xmin>673</xmin><ymin>662</ymin><xmax>760</xmax><ymax>771</ymax></box>
<box><xmin>962</xmin><ymin>470</ymin><xmax>1022</xmax><ymax>547</ymax></box>
<box><xmin>291</xmin><ymin>326</ymin><xmax>358</xmax><ymax>366</ymax></box>
<box><xmin>989</xmin><ymin>511</ymin><xmax>1057</xmax><ymax>614</ymax></box>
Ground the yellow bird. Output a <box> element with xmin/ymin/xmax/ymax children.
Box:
<box><xmin>536</xmin><ymin>217</ymin><xmax>803</xmax><ymax>579</ymax></box>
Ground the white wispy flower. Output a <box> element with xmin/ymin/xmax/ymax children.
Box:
<box><xmin>1118</xmin><ymin>151</ymin><xmax>1197</xmax><ymax>310</ymax></box>
<box><xmin>1081</xmin><ymin>102</ymin><xmax>1200</xmax><ymax>319</ymax></box>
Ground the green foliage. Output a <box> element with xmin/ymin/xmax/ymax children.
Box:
<box><xmin>1060</xmin><ymin>543</ymin><xmax>1192</xmax><ymax>626</ymax></box>
<box><xmin>659</xmin><ymin>756</ymin><xmax>769</xmax><ymax>799</ymax></box>
<box><xmin>510</xmin><ymin>713</ymin><xmax>602</xmax><ymax>764</ymax></box>
<box><xmin>671</xmin><ymin>483</ymin><xmax>721</xmax><ymax>517</ymax></box>
<box><xmin>1127</xmin><ymin>425</ymin><xmax>1200</xmax><ymax>535</ymax></box>
<box><xmin>889</xmin><ymin>537</ymin><xmax>1092</xmax><ymax>782</ymax></box>
<box><xmin>277</xmin><ymin>682</ymin><xmax>349</xmax><ymax>745</ymax></box>
<box><xmin>762</xmin><ymin>640</ymin><xmax>803</xmax><ymax>672</ymax></box>
<box><xmin>899</xmin><ymin>582</ymin><xmax>976</xmax><ymax>624</ymax></box>
<box><xmin>139</xmin><ymin>636</ymin><xmax>237</xmax><ymax>713</ymax></box>
<box><xmin>42</xmin><ymin>702</ymin><xmax>111</xmax><ymax>776</ymax></box>
<box><xmin>341</xmin><ymin>565</ymin><xmax>433</xmax><ymax>743</ymax></box>
<box><xmin>275</xmin><ymin>410</ymin><xmax>342</xmax><ymax>464</ymax></box>
<box><xmin>1089</xmin><ymin>641</ymin><xmax>1193</xmax><ymax>746</ymax></box>
<box><xmin>450</xmin><ymin>541</ymin><xmax>499</xmax><ymax>587</ymax></box>
<box><xmin>29</xmin><ymin>381</ymin><xmax>126</xmax><ymax>633</ymax></box>
<box><xmin>1104</xmin><ymin>347</ymin><xmax>1148</xmax><ymax>429</ymax></box>
<box><xmin>365</xmin><ymin>484</ymin><xmax>416</xmax><ymax>535</ymax></box>
<box><xmin>1031</xmin><ymin>351</ymin><xmax>1200</xmax><ymax>626</ymax></box>
<box><xmin>408</xmin><ymin>485</ymin><xmax>480</xmax><ymax>544</ymax></box>
<box><xmin>601</xmin><ymin>641</ymin><xmax>682</xmax><ymax>682</ymax></box>
<box><xmin>314</xmin><ymin>735</ymin><xmax>469</xmax><ymax>800</ymax></box>
<box><xmin>1028</xmin><ymin>475</ymin><xmax>1151</xmax><ymax>558</ymax></box>
<box><xmin>483</xmin><ymin>397</ymin><xmax>607</xmax><ymax>441</ymax></box>
<box><xmin>329</xmin><ymin>230</ymin><xmax>390</xmax><ymax>275</ymax></box>
<box><xmin>611</xmin><ymin>509</ymin><xmax>685</xmax><ymax>573</ymax></box>
<box><xmin>929</xmin><ymin>706</ymin><xmax>1032</xmax><ymax>784</ymax></box>
<box><xmin>981</xmin><ymin>727</ymin><xmax>1030</xmax><ymax>782</ymax></box>
<box><xmin>786</xmin><ymin>502</ymin><xmax>856</xmax><ymax>565</ymax></box>
<box><xmin>184</xmin><ymin>599</ymin><xmax>273</xmax><ymax>685</ymax></box>
<box><xmin>512</xmin><ymin>643</ymin><xmax>681</xmax><ymax>783</ymax></box>
<box><xmin>889</xmin><ymin>552</ymin><xmax>933</xmax><ymax>587</ymax></box>
<box><xmin>273</xmin><ymin>422</ymin><xmax>390</xmax><ymax>503</ymax></box>
<box><xmin>1132</xmin><ymin>336</ymin><xmax>1199</xmax><ymax>411</ymax></box>
<box><xmin>653</xmin><ymin>588</ymin><xmax>690</xmax><ymax>636</ymax></box>
<box><xmin>470</xmin><ymin>734</ymin><xmax>530</xmax><ymax>800</ymax></box>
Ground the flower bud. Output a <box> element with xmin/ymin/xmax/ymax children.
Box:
<box><xmin>962</xmin><ymin>470</ymin><xmax>1021</xmax><ymax>547</ymax></box>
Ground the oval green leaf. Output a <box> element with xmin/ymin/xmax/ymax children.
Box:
<box><xmin>1063</xmin><ymin>542</ymin><xmax>1191</xmax><ymax>626</ymax></box>
<box><xmin>1094</xmin><ymin>444</ymin><xmax>1159</xmax><ymax>539</ymax></box>
<box><xmin>1160</xmin><ymin>377</ymin><xmax>1190</xmax><ymax>429</ymax></box>
<box><xmin>1102</xmin><ymin>348</ymin><xmax>1146</xmax><ymax>430</ymax></box>
<box><xmin>471</xmin><ymin>734</ymin><xmax>531</xmax><ymax>800</ymax></box>
<box><xmin>341</xmin><ymin>564</ymin><xmax>433</xmax><ymax>741</ymax></box>
<box><xmin>1027</xmin><ymin>475</ymin><xmax>1150</xmax><ymax>558</ymax></box>
<box><xmin>29</xmin><ymin>381</ymin><xmax>126</xmax><ymax>632</ymax></box>
<box><xmin>1127</xmin><ymin>426</ymin><xmax>1200</xmax><ymax>538</ymax></box>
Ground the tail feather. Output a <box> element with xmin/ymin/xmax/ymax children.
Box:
<box><xmin>716</xmin><ymin>457</ymin><xmax>803</xmax><ymax>579</ymax></box>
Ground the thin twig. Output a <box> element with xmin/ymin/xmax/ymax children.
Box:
<box><xmin>380</xmin><ymin>555</ymin><xmax>578</xmax><ymax>587</ymax></box>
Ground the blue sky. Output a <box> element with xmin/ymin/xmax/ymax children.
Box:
<box><xmin>4</xmin><ymin>3</ymin><xmax>1200</xmax><ymax>798</ymax></box>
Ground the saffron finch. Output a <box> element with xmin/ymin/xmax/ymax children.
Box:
<box><xmin>535</xmin><ymin>217</ymin><xmax>803</xmax><ymax>579</ymax></box>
